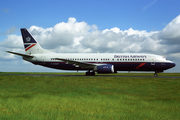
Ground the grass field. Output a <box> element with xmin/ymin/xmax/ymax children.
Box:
<box><xmin>0</xmin><ymin>73</ymin><xmax>179</xmax><ymax>119</ymax></box>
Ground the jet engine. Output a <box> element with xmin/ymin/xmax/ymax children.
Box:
<box><xmin>96</xmin><ymin>64</ymin><xmax>114</xmax><ymax>73</ymax></box>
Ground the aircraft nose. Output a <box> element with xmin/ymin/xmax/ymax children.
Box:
<box><xmin>162</xmin><ymin>62</ymin><xmax>176</xmax><ymax>70</ymax></box>
<box><xmin>171</xmin><ymin>63</ymin><xmax>176</xmax><ymax>68</ymax></box>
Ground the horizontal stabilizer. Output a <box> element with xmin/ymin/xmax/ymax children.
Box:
<box><xmin>6</xmin><ymin>51</ymin><xmax>33</xmax><ymax>58</ymax></box>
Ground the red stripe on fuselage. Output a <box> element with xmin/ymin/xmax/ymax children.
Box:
<box><xmin>136</xmin><ymin>63</ymin><xmax>146</xmax><ymax>69</ymax></box>
<box><xmin>25</xmin><ymin>44</ymin><xmax>36</xmax><ymax>51</ymax></box>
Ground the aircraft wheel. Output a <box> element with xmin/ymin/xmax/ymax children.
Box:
<box><xmin>90</xmin><ymin>72</ymin><xmax>95</xmax><ymax>76</ymax></box>
<box><xmin>154</xmin><ymin>72</ymin><xmax>158</xmax><ymax>77</ymax></box>
<box><xmin>86</xmin><ymin>72</ymin><xmax>95</xmax><ymax>76</ymax></box>
<box><xmin>86</xmin><ymin>72</ymin><xmax>90</xmax><ymax>76</ymax></box>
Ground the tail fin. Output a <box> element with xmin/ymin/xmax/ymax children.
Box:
<box><xmin>21</xmin><ymin>28</ymin><xmax>44</xmax><ymax>54</ymax></box>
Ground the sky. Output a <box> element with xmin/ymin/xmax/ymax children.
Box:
<box><xmin>0</xmin><ymin>0</ymin><xmax>180</xmax><ymax>73</ymax></box>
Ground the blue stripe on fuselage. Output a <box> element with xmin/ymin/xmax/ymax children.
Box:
<box><xmin>31</xmin><ymin>61</ymin><xmax>174</xmax><ymax>72</ymax></box>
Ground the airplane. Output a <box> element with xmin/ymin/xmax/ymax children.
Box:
<box><xmin>6</xmin><ymin>28</ymin><xmax>175</xmax><ymax>77</ymax></box>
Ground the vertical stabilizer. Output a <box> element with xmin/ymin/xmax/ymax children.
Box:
<box><xmin>21</xmin><ymin>28</ymin><xmax>44</xmax><ymax>54</ymax></box>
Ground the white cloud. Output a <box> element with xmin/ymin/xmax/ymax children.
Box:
<box><xmin>102</xmin><ymin>27</ymin><xmax>121</xmax><ymax>34</ymax></box>
<box><xmin>0</xmin><ymin>35</ymin><xmax>22</xmax><ymax>48</ymax></box>
<box><xmin>0</xmin><ymin>16</ymin><xmax>180</xmax><ymax>72</ymax></box>
<box><xmin>158</xmin><ymin>15</ymin><xmax>180</xmax><ymax>45</ymax></box>
<box><xmin>73</xmin><ymin>36</ymin><xmax>84</xmax><ymax>47</ymax></box>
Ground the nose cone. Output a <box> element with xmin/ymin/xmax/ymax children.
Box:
<box><xmin>171</xmin><ymin>63</ymin><xmax>176</xmax><ymax>68</ymax></box>
<box><xmin>163</xmin><ymin>62</ymin><xmax>176</xmax><ymax>70</ymax></box>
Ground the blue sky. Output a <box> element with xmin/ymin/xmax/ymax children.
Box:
<box><xmin>1</xmin><ymin>0</ymin><xmax>180</xmax><ymax>32</ymax></box>
<box><xmin>0</xmin><ymin>0</ymin><xmax>180</xmax><ymax>73</ymax></box>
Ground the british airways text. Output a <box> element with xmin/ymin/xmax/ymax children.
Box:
<box><xmin>114</xmin><ymin>55</ymin><xmax>147</xmax><ymax>58</ymax></box>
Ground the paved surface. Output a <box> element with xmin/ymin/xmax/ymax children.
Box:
<box><xmin>1</xmin><ymin>73</ymin><xmax>180</xmax><ymax>79</ymax></box>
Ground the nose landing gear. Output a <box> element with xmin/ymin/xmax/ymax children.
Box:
<box><xmin>154</xmin><ymin>71</ymin><xmax>158</xmax><ymax>77</ymax></box>
<box><xmin>154</xmin><ymin>71</ymin><xmax>163</xmax><ymax>77</ymax></box>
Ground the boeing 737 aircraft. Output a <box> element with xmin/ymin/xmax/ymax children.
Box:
<box><xmin>6</xmin><ymin>28</ymin><xmax>175</xmax><ymax>76</ymax></box>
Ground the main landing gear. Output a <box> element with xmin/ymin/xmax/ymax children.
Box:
<box><xmin>154</xmin><ymin>71</ymin><xmax>158</xmax><ymax>77</ymax></box>
<box><xmin>86</xmin><ymin>71</ymin><xmax>95</xmax><ymax>76</ymax></box>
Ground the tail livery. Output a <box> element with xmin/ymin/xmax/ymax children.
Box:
<box><xmin>21</xmin><ymin>28</ymin><xmax>43</xmax><ymax>54</ymax></box>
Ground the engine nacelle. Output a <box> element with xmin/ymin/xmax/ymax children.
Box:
<box><xmin>96</xmin><ymin>64</ymin><xmax>114</xmax><ymax>73</ymax></box>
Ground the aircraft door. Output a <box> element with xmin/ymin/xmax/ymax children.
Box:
<box><xmin>151</xmin><ymin>59</ymin><xmax>155</xmax><ymax>65</ymax></box>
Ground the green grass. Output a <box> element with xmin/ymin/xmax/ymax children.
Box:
<box><xmin>0</xmin><ymin>74</ymin><xmax>179</xmax><ymax>119</ymax></box>
<box><xmin>1</xmin><ymin>72</ymin><xmax>180</xmax><ymax>77</ymax></box>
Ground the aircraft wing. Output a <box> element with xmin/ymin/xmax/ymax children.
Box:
<box><xmin>54</xmin><ymin>58</ymin><xmax>96</xmax><ymax>68</ymax></box>
<box><xmin>6</xmin><ymin>51</ymin><xmax>33</xmax><ymax>58</ymax></box>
